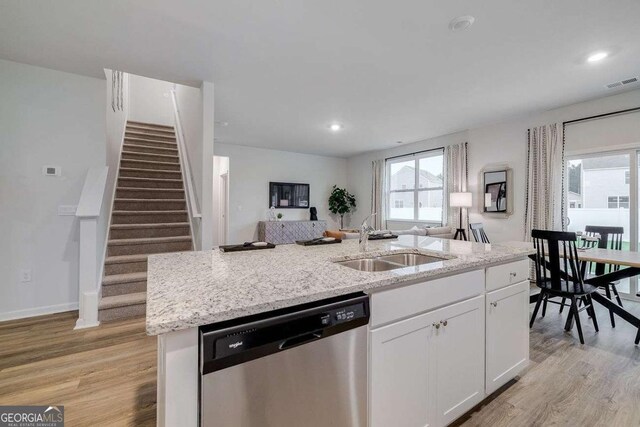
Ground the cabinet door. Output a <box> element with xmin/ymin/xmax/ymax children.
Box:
<box><xmin>432</xmin><ymin>295</ymin><xmax>485</xmax><ymax>427</ymax></box>
<box><xmin>485</xmin><ymin>280</ymin><xmax>529</xmax><ymax>395</ymax></box>
<box><xmin>370</xmin><ymin>311</ymin><xmax>438</xmax><ymax>427</ymax></box>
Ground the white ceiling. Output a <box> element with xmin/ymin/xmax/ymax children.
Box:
<box><xmin>2</xmin><ymin>0</ymin><xmax>640</xmax><ymax>157</ymax></box>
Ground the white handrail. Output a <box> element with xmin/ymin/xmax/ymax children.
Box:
<box><xmin>75</xmin><ymin>166</ymin><xmax>109</xmax><ymax>329</ymax></box>
<box><xmin>170</xmin><ymin>90</ymin><xmax>202</xmax><ymax>221</ymax></box>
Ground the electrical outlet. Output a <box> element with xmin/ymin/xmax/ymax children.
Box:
<box><xmin>20</xmin><ymin>269</ymin><xmax>32</xmax><ymax>283</ymax></box>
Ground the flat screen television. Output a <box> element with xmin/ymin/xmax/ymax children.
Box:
<box><xmin>269</xmin><ymin>182</ymin><xmax>310</xmax><ymax>209</ymax></box>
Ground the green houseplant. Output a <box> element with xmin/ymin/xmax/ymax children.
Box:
<box><xmin>328</xmin><ymin>185</ymin><xmax>356</xmax><ymax>229</ymax></box>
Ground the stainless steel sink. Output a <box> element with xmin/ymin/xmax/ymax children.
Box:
<box><xmin>376</xmin><ymin>253</ymin><xmax>446</xmax><ymax>266</ymax></box>
<box><xmin>335</xmin><ymin>258</ymin><xmax>401</xmax><ymax>272</ymax></box>
<box><xmin>335</xmin><ymin>252</ymin><xmax>449</xmax><ymax>272</ymax></box>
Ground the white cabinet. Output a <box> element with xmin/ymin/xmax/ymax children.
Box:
<box><xmin>369</xmin><ymin>296</ymin><xmax>484</xmax><ymax>427</ymax></box>
<box><xmin>485</xmin><ymin>281</ymin><xmax>529</xmax><ymax>395</ymax></box>
<box><xmin>433</xmin><ymin>296</ymin><xmax>485</xmax><ymax>427</ymax></box>
<box><xmin>370</xmin><ymin>310</ymin><xmax>437</xmax><ymax>427</ymax></box>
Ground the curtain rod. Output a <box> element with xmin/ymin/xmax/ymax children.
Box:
<box><xmin>385</xmin><ymin>146</ymin><xmax>445</xmax><ymax>161</ymax></box>
<box><xmin>563</xmin><ymin>106</ymin><xmax>640</xmax><ymax>126</ymax></box>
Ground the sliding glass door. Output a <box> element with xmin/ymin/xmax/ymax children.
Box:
<box><xmin>565</xmin><ymin>150</ymin><xmax>639</xmax><ymax>300</ymax></box>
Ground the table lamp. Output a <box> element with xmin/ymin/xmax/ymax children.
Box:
<box><xmin>450</xmin><ymin>192</ymin><xmax>472</xmax><ymax>241</ymax></box>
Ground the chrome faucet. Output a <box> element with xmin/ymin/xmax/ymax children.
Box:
<box><xmin>359</xmin><ymin>213</ymin><xmax>377</xmax><ymax>252</ymax></box>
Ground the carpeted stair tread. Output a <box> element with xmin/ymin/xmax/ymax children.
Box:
<box><xmin>99</xmin><ymin>292</ymin><xmax>147</xmax><ymax>310</ymax></box>
<box><xmin>117</xmin><ymin>177</ymin><xmax>183</xmax><ymax>185</ymax></box>
<box><xmin>120</xmin><ymin>158</ymin><xmax>181</xmax><ymax>170</ymax></box>
<box><xmin>105</xmin><ymin>254</ymin><xmax>149</xmax><ymax>264</ymax></box>
<box><xmin>124</xmin><ymin>137</ymin><xmax>177</xmax><ymax>147</ymax></box>
<box><xmin>116</xmin><ymin>186</ymin><xmax>184</xmax><ymax>193</ymax></box>
<box><xmin>119</xmin><ymin>166</ymin><xmax>181</xmax><ymax>173</ymax></box>
<box><xmin>108</xmin><ymin>235</ymin><xmax>192</xmax><ymax>246</ymax></box>
<box><xmin>115</xmin><ymin>198</ymin><xmax>186</xmax><ymax>203</ymax></box>
<box><xmin>103</xmin><ymin>271</ymin><xmax>147</xmax><ymax>285</ymax></box>
<box><xmin>112</xmin><ymin>209</ymin><xmax>187</xmax><ymax>215</ymax></box>
<box><xmin>126</xmin><ymin>125</ymin><xmax>175</xmax><ymax>134</ymax></box>
<box><xmin>127</xmin><ymin>120</ymin><xmax>174</xmax><ymax>130</ymax></box>
<box><xmin>122</xmin><ymin>150</ymin><xmax>179</xmax><ymax>161</ymax></box>
<box><xmin>111</xmin><ymin>222</ymin><xmax>190</xmax><ymax>230</ymax></box>
<box><xmin>125</xmin><ymin>131</ymin><xmax>176</xmax><ymax>141</ymax></box>
<box><xmin>123</xmin><ymin>143</ymin><xmax>178</xmax><ymax>153</ymax></box>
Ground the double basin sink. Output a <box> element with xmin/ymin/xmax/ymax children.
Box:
<box><xmin>335</xmin><ymin>252</ymin><xmax>449</xmax><ymax>272</ymax></box>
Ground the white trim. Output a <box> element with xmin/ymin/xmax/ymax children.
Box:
<box><xmin>386</xmin><ymin>149</ymin><xmax>445</xmax><ymax>223</ymax></box>
<box><xmin>0</xmin><ymin>302</ymin><xmax>79</xmax><ymax>322</ymax></box>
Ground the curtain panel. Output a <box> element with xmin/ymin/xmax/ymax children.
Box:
<box><xmin>371</xmin><ymin>159</ymin><xmax>386</xmax><ymax>230</ymax></box>
<box><xmin>445</xmin><ymin>142</ymin><xmax>469</xmax><ymax>229</ymax></box>
<box><xmin>524</xmin><ymin>123</ymin><xmax>565</xmax><ymax>241</ymax></box>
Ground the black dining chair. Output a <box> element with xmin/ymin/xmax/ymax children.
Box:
<box><xmin>469</xmin><ymin>223</ymin><xmax>490</xmax><ymax>244</ymax></box>
<box><xmin>582</xmin><ymin>225</ymin><xmax>625</xmax><ymax>327</ymax></box>
<box><xmin>530</xmin><ymin>229</ymin><xmax>599</xmax><ymax>344</ymax></box>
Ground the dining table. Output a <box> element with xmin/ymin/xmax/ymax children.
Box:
<box><xmin>528</xmin><ymin>246</ymin><xmax>640</xmax><ymax>345</ymax></box>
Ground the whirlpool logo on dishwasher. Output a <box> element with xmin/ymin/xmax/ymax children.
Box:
<box><xmin>229</xmin><ymin>341</ymin><xmax>243</xmax><ymax>349</ymax></box>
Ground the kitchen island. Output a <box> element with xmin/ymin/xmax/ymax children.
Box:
<box><xmin>147</xmin><ymin>235</ymin><xmax>534</xmax><ymax>427</ymax></box>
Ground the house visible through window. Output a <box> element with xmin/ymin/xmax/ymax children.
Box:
<box><xmin>386</xmin><ymin>149</ymin><xmax>444</xmax><ymax>223</ymax></box>
<box><xmin>608</xmin><ymin>195</ymin><xmax>629</xmax><ymax>209</ymax></box>
<box><xmin>625</xmin><ymin>170</ymin><xmax>630</xmax><ymax>184</ymax></box>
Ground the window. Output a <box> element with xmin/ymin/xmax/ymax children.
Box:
<box><xmin>608</xmin><ymin>195</ymin><xmax>629</xmax><ymax>209</ymax></box>
<box><xmin>387</xmin><ymin>149</ymin><xmax>444</xmax><ymax>223</ymax></box>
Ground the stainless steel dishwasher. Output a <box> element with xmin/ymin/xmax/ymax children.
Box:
<box><xmin>199</xmin><ymin>293</ymin><xmax>370</xmax><ymax>427</ymax></box>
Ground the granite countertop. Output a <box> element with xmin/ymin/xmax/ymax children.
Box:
<box><xmin>146</xmin><ymin>236</ymin><xmax>534</xmax><ymax>335</ymax></box>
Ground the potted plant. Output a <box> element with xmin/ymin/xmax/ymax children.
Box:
<box><xmin>328</xmin><ymin>185</ymin><xmax>356</xmax><ymax>229</ymax></box>
<box><xmin>277</xmin><ymin>213</ymin><xmax>283</xmax><ymax>221</ymax></box>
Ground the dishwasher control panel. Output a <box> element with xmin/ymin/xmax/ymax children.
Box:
<box><xmin>200</xmin><ymin>293</ymin><xmax>370</xmax><ymax>374</ymax></box>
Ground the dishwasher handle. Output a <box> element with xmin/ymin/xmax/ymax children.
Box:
<box><xmin>279</xmin><ymin>331</ymin><xmax>323</xmax><ymax>350</ymax></box>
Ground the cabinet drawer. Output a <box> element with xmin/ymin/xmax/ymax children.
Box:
<box><xmin>370</xmin><ymin>270</ymin><xmax>484</xmax><ymax>328</ymax></box>
<box><xmin>486</xmin><ymin>260</ymin><xmax>529</xmax><ymax>292</ymax></box>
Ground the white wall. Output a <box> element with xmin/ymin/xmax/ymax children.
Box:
<box><xmin>128</xmin><ymin>74</ymin><xmax>173</xmax><ymax>126</ymax></box>
<box><xmin>214</xmin><ymin>143</ymin><xmax>347</xmax><ymax>243</ymax></box>
<box><xmin>347</xmin><ymin>88</ymin><xmax>640</xmax><ymax>243</ymax></box>
<box><xmin>0</xmin><ymin>59</ymin><xmax>106</xmax><ymax>320</ymax></box>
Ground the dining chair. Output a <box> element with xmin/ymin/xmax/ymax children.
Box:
<box><xmin>469</xmin><ymin>223</ymin><xmax>490</xmax><ymax>244</ymax></box>
<box><xmin>530</xmin><ymin>229</ymin><xmax>599</xmax><ymax>344</ymax></box>
<box><xmin>583</xmin><ymin>225</ymin><xmax>625</xmax><ymax>327</ymax></box>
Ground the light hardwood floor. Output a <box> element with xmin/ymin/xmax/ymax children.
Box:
<box><xmin>0</xmin><ymin>311</ymin><xmax>156</xmax><ymax>426</ymax></box>
<box><xmin>456</xmin><ymin>298</ymin><xmax>640</xmax><ymax>427</ymax></box>
<box><xmin>1</xmin><ymin>301</ymin><xmax>639</xmax><ymax>426</ymax></box>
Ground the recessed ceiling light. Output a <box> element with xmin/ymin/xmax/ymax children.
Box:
<box><xmin>329</xmin><ymin>123</ymin><xmax>342</xmax><ymax>132</ymax></box>
<box><xmin>449</xmin><ymin>15</ymin><xmax>475</xmax><ymax>32</ymax></box>
<box><xmin>587</xmin><ymin>51</ymin><xmax>608</xmax><ymax>63</ymax></box>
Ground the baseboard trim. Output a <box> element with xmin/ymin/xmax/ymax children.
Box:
<box><xmin>0</xmin><ymin>302</ymin><xmax>79</xmax><ymax>322</ymax></box>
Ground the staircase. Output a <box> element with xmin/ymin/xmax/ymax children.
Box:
<box><xmin>99</xmin><ymin>121</ymin><xmax>193</xmax><ymax>322</ymax></box>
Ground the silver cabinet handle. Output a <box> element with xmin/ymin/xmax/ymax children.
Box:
<box><xmin>433</xmin><ymin>322</ymin><xmax>440</xmax><ymax>329</ymax></box>
<box><xmin>490</xmin><ymin>301</ymin><xmax>498</xmax><ymax>307</ymax></box>
<box><xmin>441</xmin><ymin>320</ymin><xmax>448</xmax><ymax>327</ymax></box>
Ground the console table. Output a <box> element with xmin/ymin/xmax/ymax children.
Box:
<box><xmin>258</xmin><ymin>220</ymin><xmax>327</xmax><ymax>244</ymax></box>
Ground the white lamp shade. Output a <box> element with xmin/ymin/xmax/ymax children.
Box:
<box><xmin>484</xmin><ymin>193</ymin><xmax>492</xmax><ymax>208</ymax></box>
<box><xmin>450</xmin><ymin>192</ymin><xmax>472</xmax><ymax>208</ymax></box>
